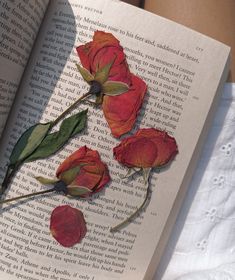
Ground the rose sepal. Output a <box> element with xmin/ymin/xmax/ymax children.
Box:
<box><xmin>94</xmin><ymin>58</ymin><xmax>116</xmax><ymax>84</ymax></box>
<box><xmin>103</xmin><ymin>81</ymin><xmax>129</xmax><ymax>96</ymax></box>
<box><xmin>120</xmin><ymin>167</ymin><xmax>141</xmax><ymax>179</ymax></box>
<box><xmin>67</xmin><ymin>185</ymin><xmax>92</xmax><ymax>197</ymax></box>
<box><xmin>76</xmin><ymin>64</ymin><xmax>94</xmax><ymax>83</ymax></box>
<box><xmin>35</xmin><ymin>176</ymin><xmax>59</xmax><ymax>185</ymax></box>
<box><xmin>58</xmin><ymin>165</ymin><xmax>82</xmax><ymax>185</ymax></box>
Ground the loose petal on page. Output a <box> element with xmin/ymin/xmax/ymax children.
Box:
<box><xmin>50</xmin><ymin>205</ymin><xmax>87</xmax><ymax>247</ymax></box>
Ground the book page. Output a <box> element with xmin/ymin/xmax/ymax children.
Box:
<box><xmin>0</xmin><ymin>0</ymin><xmax>49</xmax><ymax>137</ymax></box>
<box><xmin>144</xmin><ymin>0</ymin><xmax>235</xmax><ymax>82</ymax></box>
<box><xmin>0</xmin><ymin>0</ymin><xmax>230</xmax><ymax>279</ymax></box>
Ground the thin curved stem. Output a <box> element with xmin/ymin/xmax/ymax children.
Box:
<box><xmin>52</xmin><ymin>91</ymin><xmax>91</xmax><ymax>127</ymax></box>
<box><xmin>110</xmin><ymin>180</ymin><xmax>151</xmax><ymax>233</ymax></box>
<box><xmin>0</xmin><ymin>188</ymin><xmax>55</xmax><ymax>205</ymax></box>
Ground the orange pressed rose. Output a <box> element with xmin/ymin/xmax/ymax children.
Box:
<box><xmin>76</xmin><ymin>31</ymin><xmax>147</xmax><ymax>138</ymax></box>
<box><xmin>56</xmin><ymin>146</ymin><xmax>110</xmax><ymax>196</ymax></box>
<box><xmin>113</xmin><ymin>128</ymin><xmax>178</xmax><ymax>168</ymax></box>
<box><xmin>50</xmin><ymin>205</ymin><xmax>86</xmax><ymax>247</ymax></box>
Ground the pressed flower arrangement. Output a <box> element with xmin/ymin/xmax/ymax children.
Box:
<box><xmin>0</xmin><ymin>31</ymin><xmax>178</xmax><ymax>247</ymax></box>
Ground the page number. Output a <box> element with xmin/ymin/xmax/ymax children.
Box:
<box><xmin>196</xmin><ymin>47</ymin><xmax>204</xmax><ymax>52</ymax></box>
<box><xmin>130</xmin><ymin>266</ymin><xmax>136</xmax><ymax>271</ymax></box>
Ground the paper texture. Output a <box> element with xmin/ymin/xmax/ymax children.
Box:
<box><xmin>0</xmin><ymin>0</ymin><xmax>49</xmax><ymax>136</ymax></box>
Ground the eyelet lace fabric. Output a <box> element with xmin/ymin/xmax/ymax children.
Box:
<box><xmin>154</xmin><ymin>84</ymin><xmax>235</xmax><ymax>280</ymax></box>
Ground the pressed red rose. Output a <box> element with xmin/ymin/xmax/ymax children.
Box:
<box><xmin>76</xmin><ymin>31</ymin><xmax>147</xmax><ymax>137</ymax></box>
<box><xmin>77</xmin><ymin>30</ymin><xmax>131</xmax><ymax>85</ymax></box>
<box><xmin>50</xmin><ymin>205</ymin><xmax>86</xmax><ymax>247</ymax></box>
<box><xmin>102</xmin><ymin>74</ymin><xmax>147</xmax><ymax>138</ymax></box>
<box><xmin>113</xmin><ymin>128</ymin><xmax>178</xmax><ymax>168</ymax></box>
<box><xmin>56</xmin><ymin>146</ymin><xmax>110</xmax><ymax>196</ymax></box>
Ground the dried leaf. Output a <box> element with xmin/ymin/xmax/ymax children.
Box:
<box><xmin>10</xmin><ymin>123</ymin><xmax>52</xmax><ymax>166</ymax></box>
<box><xmin>25</xmin><ymin>110</ymin><xmax>87</xmax><ymax>162</ymax></box>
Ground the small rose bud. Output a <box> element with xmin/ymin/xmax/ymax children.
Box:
<box><xmin>56</xmin><ymin>146</ymin><xmax>110</xmax><ymax>196</ymax></box>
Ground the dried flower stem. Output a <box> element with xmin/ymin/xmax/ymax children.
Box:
<box><xmin>0</xmin><ymin>188</ymin><xmax>55</xmax><ymax>205</ymax></box>
<box><xmin>110</xmin><ymin>180</ymin><xmax>151</xmax><ymax>232</ymax></box>
<box><xmin>52</xmin><ymin>91</ymin><xmax>91</xmax><ymax>127</ymax></box>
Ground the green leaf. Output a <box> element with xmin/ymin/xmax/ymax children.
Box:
<box><xmin>10</xmin><ymin>123</ymin><xmax>51</xmax><ymax>166</ymax></box>
<box><xmin>25</xmin><ymin>110</ymin><xmax>88</xmax><ymax>162</ymax></box>
<box><xmin>35</xmin><ymin>176</ymin><xmax>59</xmax><ymax>185</ymax></box>
<box><xmin>70</xmin><ymin>110</ymin><xmax>88</xmax><ymax>137</ymax></box>
<box><xmin>76</xmin><ymin>64</ymin><xmax>94</xmax><ymax>83</ymax></box>
<box><xmin>67</xmin><ymin>185</ymin><xmax>92</xmax><ymax>197</ymax></box>
<box><xmin>103</xmin><ymin>81</ymin><xmax>129</xmax><ymax>96</ymax></box>
<box><xmin>94</xmin><ymin>58</ymin><xmax>115</xmax><ymax>84</ymax></box>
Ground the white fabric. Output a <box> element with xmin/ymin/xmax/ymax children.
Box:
<box><xmin>154</xmin><ymin>83</ymin><xmax>235</xmax><ymax>280</ymax></box>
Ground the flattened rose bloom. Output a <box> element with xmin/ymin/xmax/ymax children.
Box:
<box><xmin>76</xmin><ymin>31</ymin><xmax>147</xmax><ymax>137</ymax></box>
<box><xmin>77</xmin><ymin>30</ymin><xmax>131</xmax><ymax>85</ymax></box>
<box><xmin>50</xmin><ymin>205</ymin><xmax>86</xmax><ymax>247</ymax></box>
<box><xmin>102</xmin><ymin>74</ymin><xmax>147</xmax><ymax>138</ymax></box>
<box><xmin>56</xmin><ymin>146</ymin><xmax>110</xmax><ymax>196</ymax></box>
<box><xmin>113</xmin><ymin>128</ymin><xmax>178</xmax><ymax>168</ymax></box>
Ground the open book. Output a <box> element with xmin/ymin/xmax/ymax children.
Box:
<box><xmin>0</xmin><ymin>0</ymin><xmax>230</xmax><ymax>279</ymax></box>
